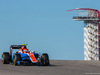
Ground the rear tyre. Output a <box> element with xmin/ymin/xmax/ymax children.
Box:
<box><xmin>14</xmin><ymin>54</ymin><xmax>21</xmax><ymax>66</ymax></box>
<box><xmin>2</xmin><ymin>52</ymin><xmax>10</xmax><ymax>64</ymax></box>
<box><xmin>40</xmin><ymin>53</ymin><xmax>49</xmax><ymax>66</ymax></box>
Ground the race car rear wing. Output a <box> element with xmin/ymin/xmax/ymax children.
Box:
<box><xmin>10</xmin><ymin>45</ymin><xmax>27</xmax><ymax>49</ymax></box>
<box><xmin>10</xmin><ymin>45</ymin><xmax>27</xmax><ymax>56</ymax></box>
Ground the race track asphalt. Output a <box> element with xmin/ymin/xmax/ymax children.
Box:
<box><xmin>0</xmin><ymin>60</ymin><xmax>100</xmax><ymax>75</ymax></box>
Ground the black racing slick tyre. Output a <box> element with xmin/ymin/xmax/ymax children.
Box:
<box><xmin>14</xmin><ymin>54</ymin><xmax>21</xmax><ymax>66</ymax></box>
<box><xmin>41</xmin><ymin>53</ymin><xmax>49</xmax><ymax>66</ymax></box>
<box><xmin>2</xmin><ymin>52</ymin><xmax>10</xmax><ymax>64</ymax></box>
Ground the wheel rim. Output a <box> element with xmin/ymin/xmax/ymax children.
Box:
<box><xmin>14</xmin><ymin>56</ymin><xmax>16</xmax><ymax>66</ymax></box>
<box><xmin>41</xmin><ymin>55</ymin><xmax>46</xmax><ymax>65</ymax></box>
<box><xmin>2</xmin><ymin>54</ymin><xmax>4</xmax><ymax>64</ymax></box>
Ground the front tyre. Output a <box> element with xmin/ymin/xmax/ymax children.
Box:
<box><xmin>40</xmin><ymin>53</ymin><xmax>49</xmax><ymax>66</ymax></box>
<box><xmin>14</xmin><ymin>54</ymin><xmax>21</xmax><ymax>66</ymax></box>
<box><xmin>2</xmin><ymin>52</ymin><xmax>10</xmax><ymax>64</ymax></box>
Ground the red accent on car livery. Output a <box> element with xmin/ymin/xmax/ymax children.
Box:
<box><xmin>27</xmin><ymin>53</ymin><xmax>37</xmax><ymax>62</ymax></box>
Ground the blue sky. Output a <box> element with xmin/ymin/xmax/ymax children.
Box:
<box><xmin>0</xmin><ymin>0</ymin><xmax>100</xmax><ymax>60</ymax></box>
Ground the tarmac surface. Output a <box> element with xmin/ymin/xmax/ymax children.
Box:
<box><xmin>0</xmin><ymin>60</ymin><xmax>100</xmax><ymax>75</ymax></box>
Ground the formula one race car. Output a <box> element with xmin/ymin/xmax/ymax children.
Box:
<box><xmin>2</xmin><ymin>44</ymin><xmax>49</xmax><ymax>66</ymax></box>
